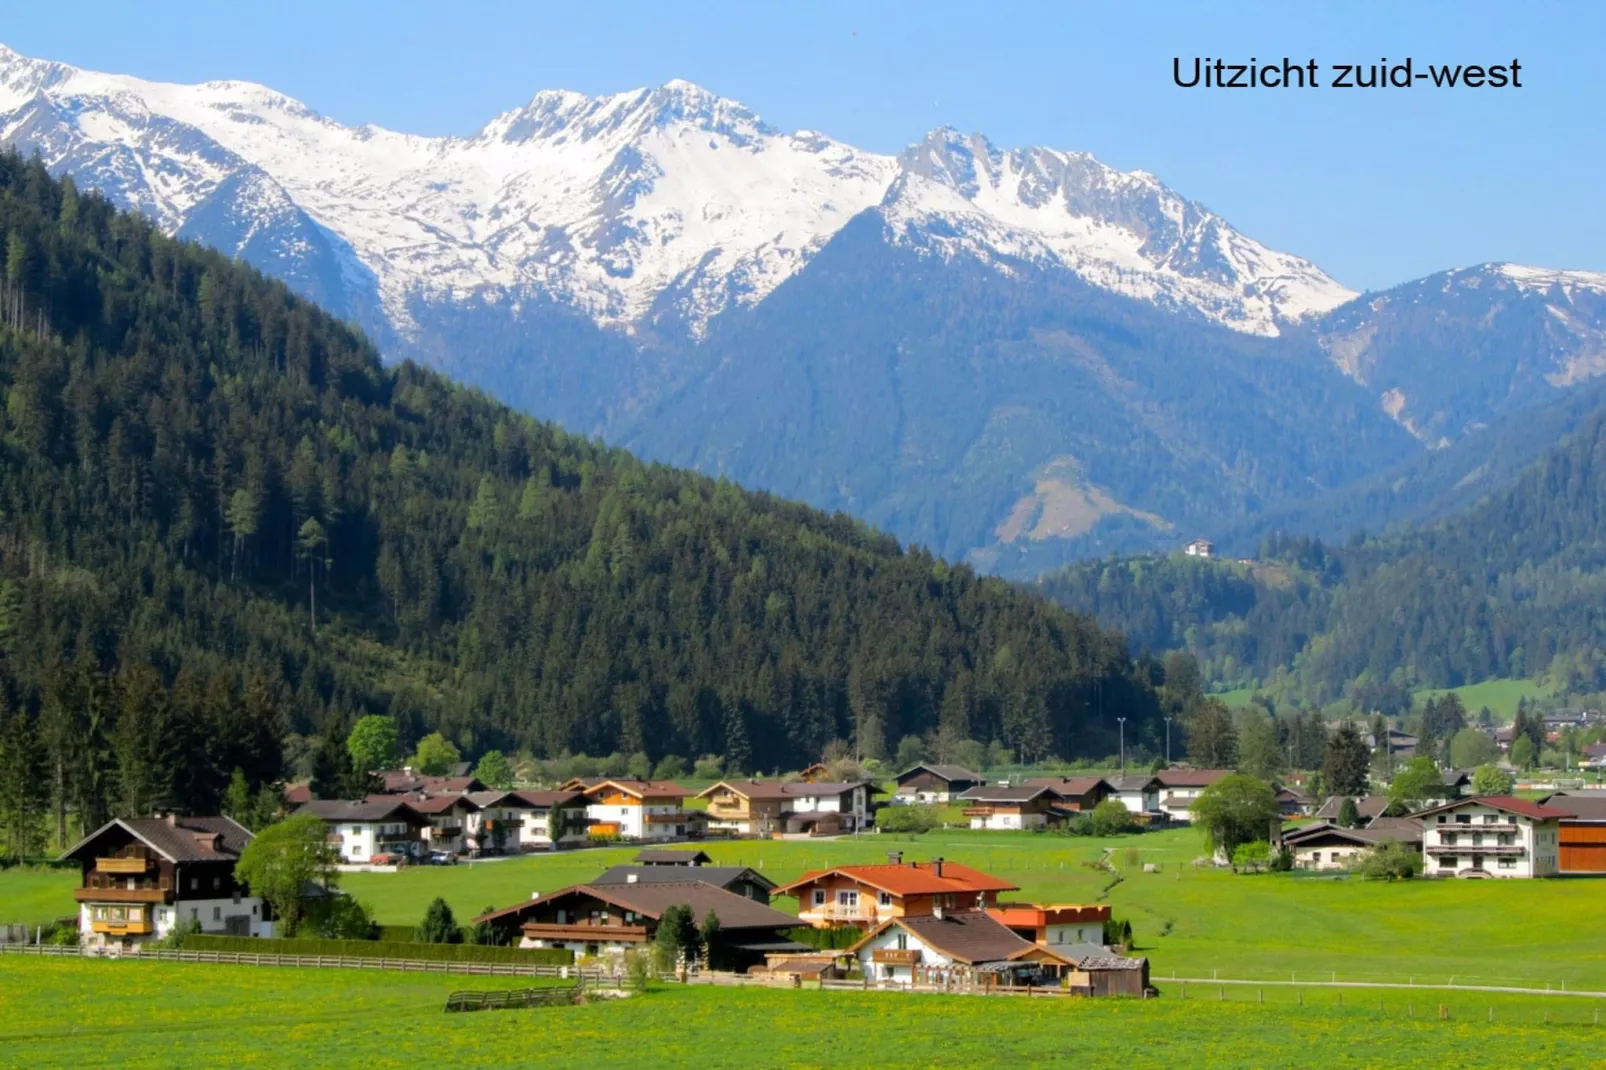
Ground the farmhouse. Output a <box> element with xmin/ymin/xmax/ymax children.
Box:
<box><xmin>473</xmin><ymin>881</ymin><xmax>805</xmax><ymax>968</ymax></box>
<box><xmin>62</xmin><ymin>815</ymin><xmax>272</xmax><ymax>950</ymax></box>
<box><xmin>1021</xmin><ymin>776</ymin><xmax>1115</xmax><ymax>811</ymax></box>
<box><xmin>697</xmin><ymin>779</ymin><xmax>876</xmax><ymax>836</ymax></box>
<box><xmin>1155</xmin><ymin>769</ymin><xmax>1231</xmax><ymax>822</ymax></box>
<box><xmin>576</xmin><ymin>779</ymin><xmax>693</xmax><ymax>842</ymax></box>
<box><xmin>1107</xmin><ymin>774</ymin><xmax>1162</xmax><ymax>815</ymax></box>
<box><xmin>775</xmin><ymin>855</ymin><xmax>1018</xmax><ymax>929</ymax></box>
<box><xmin>295</xmin><ymin>799</ymin><xmax>431</xmax><ymax>864</ymax></box>
<box><xmin>1312</xmin><ymin>795</ymin><xmax>1390</xmax><ymax>824</ymax></box>
<box><xmin>1415</xmin><ymin>796</ymin><xmax>1569</xmax><ymax>878</ymax></box>
<box><xmin>847</xmin><ymin>910</ymin><xmax>1076</xmax><ymax>987</ymax></box>
<box><xmin>986</xmin><ymin>902</ymin><xmax>1110</xmax><ymax>949</ymax></box>
<box><xmin>1274</xmin><ymin>787</ymin><xmax>1313</xmax><ymax>817</ymax></box>
<box><xmin>1538</xmin><ymin>792</ymin><xmax>1606</xmax><ymax>874</ymax></box>
<box><xmin>593</xmin><ymin>864</ymin><xmax>777</xmax><ymax>903</ymax></box>
<box><xmin>955</xmin><ymin>785</ymin><xmax>1069</xmax><ymax>830</ymax></box>
<box><xmin>1279</xmin><ymin>818</ymin><xmax>1422</xmax><ymax>871</ymax></box>
<box><xmin>893</xmin><ymin>764</ymin><xmax>984</xmax><ymax>804</ymax></box>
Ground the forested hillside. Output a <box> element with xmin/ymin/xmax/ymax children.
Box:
<box><xmin>1042</xmin><ymin>410</ymin><xmax>1606</xmax><ymax>708</ymax></box>
<box><xmin>0</xmin><ymin>155</ymin><xmax>1166</xmax><ymax>838</ymax></box>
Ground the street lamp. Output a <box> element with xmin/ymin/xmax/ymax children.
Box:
<box><xmin>1118</xmin><ymin>717</ymin><xmax>1128</xmax><ymax>776</ymax></box>
<box><xmin>1164</xmin><ymin>716</ymin><xmax>1173</xmax><ymax>765</ymax></box>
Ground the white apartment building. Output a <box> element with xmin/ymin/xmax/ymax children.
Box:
<box><xmin>1416</xmin><ymin>796</ymin><xmax>1568</xmax><ymax>878</ymax></box>
<box><xmin>296</xmin><ymin>799</ymin><xmax>430</xmax><ymax>863</ymax></box>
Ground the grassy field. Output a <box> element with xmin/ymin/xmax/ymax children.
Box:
<box><xmin>13</xmin><ymin>827</ymin><xmax>1606</xmax><ymax>991</ymax></box>
<box><xmin>1413</xmin><ymin>678</ymin><xmax>1550</xmax><ymax>719</ymax></box>
<box><xmin>3</xmin><ymin>957</ymin><xmax>1604</xmax><ymax>1068</ymax></box>
<box><xmin>0</xmin><ymin>868</ymin><xmax>79</xmax><ymax>926</ymax></box>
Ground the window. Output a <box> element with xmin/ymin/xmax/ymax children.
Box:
<box><xmin>1498</xmin><ymin>857</ymin><xmax>1515</xmax><ymax>869</ymax></box>
<box><xmin>837</xmin><ymin>890</ymin><xmax>859</xmax><ymax>908</ymax></box>
<box><xmin>1440</xmin><ymin>856</ymin><xmax>1457</xmax><ymax>868</ymax></box>
<box><xmin>812</xmin><ymin>890</ymin><xmax>826</xmax><ymax>907</ymax></box>
<box><xmin>1483</xmin><ymin>815</ymin><xmax>1497</xmax><ymax>825</ymax></box>
<box><xmin>878</xmin><ymin>892</ymin><xmax>892</xmax><ymax>907</ymax></box>
<box><xmin>1436</xmin><ymin>816</ymin><xmax>1447</xmax><ymax>824</ymax></box>
<box><xmin>213</xmin><ymin>907</ymin><xmax>221</xmax><ymax>922</ymax></box>
<box><xmin>895</xmin><ymin>932</ymin><xmax>908</xmax><ymax>951</ymax></box>
<box><xmin>1442</xmin><ymin>834</ymin><xmax>1457</xmax><ymax>846</ymax></box>
<box><xmin>92</xmin><ymin>906</ymin><xmax>107</xmax><ymax>922</ymax></box>
<box><xmin>1455</xmin><ymin>815</ymin><xmax>1471</xmax><ymax>824</ymax></box>
<box><xmin>189</xmin><ymin>877</ymin><xmax>199</xmax><ymax>891</ymax></box>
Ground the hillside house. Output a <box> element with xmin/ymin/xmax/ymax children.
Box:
<box><xmin>577</xmin><ymin>779</ymin><xmax>693</xmax><ymax>841</ymax></box>
<box><xmin>592</xmin><ymin>864</ymin><xmax>776</xmax><ymax>903</ymax></box>
<box><xmin>1441</xmin><ymin>770</ymin><xmax>1472</xmax><ymax>797</ymax></box>
<box><xmin>1415</xmin><ymin>796</ymin><xmax>1569</xmax><ymax>878</ymax></box>
<box><xmin>775</xmin><ymin>856</ymin><xmax>1018</xmax><ymax>930</ymax></box>
<box><xmin>847</xmin><ymin>910</ymin><xmax>1076</xmax><ymax>987</ymax></box>
<box><xmin>893</xmin><ymin>764</ymin><xmax>985</xmax><ymax>804</ymax></box>
<box><xmin>697</xmin><ymin>779</ymin><xmax>876</xmax><ymax>836</ymax></box>
<box><xmin>473</xmin><ymin>881</ymin><xmax>805</xmax><ymax>968</ymax></box>
<box><xmin>1184</xmin><ymin>539</ymin><xmax>1214</xmax><ymax>558</ymax></box>
<box><xmin>295</xmin><ymin>799</ymin><xmax>430</xmax><ymax>864</ymax></box>
<box><xmin>796</xmin><ymin>763</ymin><xmax>832</xmax><ymax>782</ymax></box>
<box><xmin>955</xmin><ymin>785</ymin><xmax>1069</xmax><ymax>830</ymax></box>
<box><xmin>1107</xmin><ymin>774</ymin><xmax>1163</xmax><ymax>815</ymax></box>
<box><xmin>62</xmin><ymin>816</ymin><xmax>272</xmax><ymax>950</ymax></box>
<box><xmin>1155</xmin><ymin>769</ymin><xmax>1231</xmax><ymax>822</ymax></box>
<box><xmin>986</xmin><ymin>902</ymin><xmax>1110</xmax><ymax>949</ymax></box>
<box><xmin>1538</xmin><ymin>792</ymin><xmax>1606</xmax><ymax>873</ymax></box>
<box><xmin>1021</xmin><ymin>776</ymin><xmax>1115</xmax><ymax>812</ymax></box>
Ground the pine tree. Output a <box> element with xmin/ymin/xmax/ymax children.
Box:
<box><xmin>0</xmin><ymin>705</ymin><xmax>48</xmax><ymax>858</ymax></box>
<box><xmin>1323</xmin><ymin>721</ymin><xmax>1371</xmax><ymax>798</ymax></box>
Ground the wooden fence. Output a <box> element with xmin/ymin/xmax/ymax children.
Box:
<box><xmin>445</xmin><ymin>982</ymin><xmax>584</xmax><ymax>1013</ymax></box>
<box><xmin>0</xmin><ymin>943</ymin><xmax>607</xmax><ymax>980</ymax></box>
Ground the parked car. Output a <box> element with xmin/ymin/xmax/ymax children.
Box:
<box><xmin>428</xmin><ymin>851</ymin><xmax>457</xmax><ymax>866</ymax></box>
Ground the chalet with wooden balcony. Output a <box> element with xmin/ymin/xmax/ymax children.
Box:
<box><xmin>1415</xmin><ymin>796</ymin><xmax>1569</xmax><ymax>878</ymax></box>
<box><xmin>893</xmin><ymin>764</ymin><xmax>984</xmax><ymax>804</ymax></box>
<box><xmin>955</xmin><ymin>785</ymin><xmax>1071</xmax><ymax>830</ymax></box>
<box><xmin>571</xmin><ymin>779</ymin><xmax>692</xmax><ymax>842</ymax></box>
<box><xmin>592</xmin><ymin>863</ymin><xmax>776</xmax><ymax>903</ymax></box>
<box><xmin>61</xmin><ymin>815</ymin><xmax>270</xmax><ymax>950</ymax></box>
<box><xmin>847</xmin><ymin>909</ymin><xmax>1077</xmax><ymax>987</ymax></box>
<box><xmin>461</xmin><ymin>789</ymin><xmax>589</xmax><ymax>852</ymax></box>
<box><xmin>774</xmin><ymin>855</ymin><xmax>1019</xmax><ymax>930</ymax></box>
<box><xmin>1021</xmin><ymin>776</ymin><xmax>1116</xmax><ymax>812</ymax></box>
<box><xmin>295</xmin><ymin>799</ymin><xmax>431</xmax><ymax>864</ymax></box>
<box><xmin>697</xmin><ymin>779</ymin><xmax>878</xmax><ymax>836</ymax></box>
<box><xmin>369</xmin><ymin>791</ymin><xmax>480</xmax><ymax>855</ymax></box>
<box><xmin>471</xmin><ymin>880</ymin><xmax>805</xmax><ymax>968</ymax></box>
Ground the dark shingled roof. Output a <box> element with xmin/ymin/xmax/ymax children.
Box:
<box><xmin>868</xmin><ymin>911</ymin><xmax>1059</xmax><ymax>965</ymax></box>
<box><xmin>956</xmin><ymin>785</ymin><xmax>1061</xmax><ymax>803</ymax></box>
<box><xmin>1313</xmin><ymin>795</ymin><xmax>1390</xmax><ymax>822</ymax></box>
<box><xmin>593</xmin><ymin>864</ymin><xmax>776</xmax><ymax>892</ymax></box>
<box><xmin>1021</xmin><ymin>777</ymin><xmax>1114</xmax><ymax>796</ymax></box>
<box><xmin>63</xmin><ymin>816</ymin><xmax>253</xmax><ymax>864</ymax></box>
<box><xmin>1540</xmin><ymin>793</ymin><xmax>1606</xmax><ymax>822</ymax></box>
<box><xmin>509</xmin><ymin>789</ymin><xmax>585</xmax><ymax>809</ymax></box>
<box><xmin>295</xmin><ymin>799</ymin><xmax>428</xmax><ymax>824</ymax></box>
<box><xmin>634</xmin><ymin>848</ymin><xmax>713</xmax><ymax>865</ymax></box>
<box><xmin>896</xmin><ymin>764</ymin><xmax>983</xmax><ymax>785</ymax></box>
<box><xmin>1155</xmin><ymin>769</ymin><xmax>1232</xmax><ymax>788</ymax></box>
<box><xmin>479</xmin><ymin>881</ymin><xmax>798</xmax><ymax>932</ymax></box>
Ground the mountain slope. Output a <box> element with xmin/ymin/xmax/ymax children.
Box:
<box><xmin>0</xmin><ymin>154</ymin><xmax>1167</xmax><ymax>828</ymax></box>
<box><xmin>1040</xmin><ymin>399</ymin><xmax>1606</xmax><ymax>705</ymax></box>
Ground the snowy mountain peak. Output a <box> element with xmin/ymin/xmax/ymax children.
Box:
<box><xmin>0</xmin><ymin>41</ymin><xmax>1355</xmax><ymax>340</ymax></box>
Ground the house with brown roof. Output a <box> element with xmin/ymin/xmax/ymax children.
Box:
<box><xmin>593</xmin><ymin>864</ymin><xmax>776</xmax><ymax>903</ymax></box>
<box><xmin>1537</xmin><ymin>792</ymin><xmax>1606</xmax><ymax>874</ymax></box>
<box><xmin>955</xmin><ymin>785</ymin><xmax>1070</xmax><ymax>830</ymax></box>
<box><xmin>295</xmin><ymin>799</ymin><xmax>431</xmax><ymax>864</ymax></box>
<box><xmin>473</xmin><ymin>880</ymin><xmax>806</xmax><ymax>968</ymax></box>
<box><xmin>61</xmin><ymin>815</ymin><xmax>271</xmax><ymax>950</ymax></box>
<box><xmin>1021</xmin><ymin>776</ymin><xmax>1115</xmax><ymax>812</ymax></box>
<box><xmin>456</xmin><ymin>790</ymin><xmax>588</xmax><ymax>852</ymax></box>
<box><xmin>1154</xmin><ymin>769</ymin><xmax>1232</xmax><ymax>821</ymax></box>
<box><xmin>847</xmin><ymin>910</ymin><xmax>1076</xmax><ymax>987</ymax></box>
<box><xmin>697</xmin><ymin>778</ymin><xmax>877</xmax><ymax>837</ymax></box>
<box><xmin>1279</xmin><ymin>817</ymin><xmax>1422</xmax><ymax>871</ymax></box>
<box><xmin>574</xmin><ymin>779</ymin><xmax>693</xmax><ymax>842</ymax></box>
<box><xmin>893</xmin><ymin>764</ymin><xmax>985</xmax><ymax>804</ymax></box>
<box><xmin>375</xmin><ymin>770</ymin><xmax>487</xmax><ymax>795</ymax></box>
<box><xmin>1415</xmin><ymin>796</ymin><xmax>1570</xmax><ymax>878</ymax></box>
<box><xmin>1311</xmin><ymin>794</ymin><xmax>1389</xmax><ymax>824</ymax></box>
<box><xmin>1108</xmin><ymin>774</ymin><xmax>1163</xmax><ymax>815</ymax></box>
<box><xmin>775</xmin><ymin>855</ymin><xmax>1018</xmax><ymax>930</ymax></box>
<box><xmin>370</xmin><ymin>792</ymin><xmax>480</xmax><ymax>855</ymax></box>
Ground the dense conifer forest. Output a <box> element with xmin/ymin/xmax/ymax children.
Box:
<box><xmin>0</xmin><ymin>155</ymin><xmax>1166</xmax><ymax>845</ymax></box>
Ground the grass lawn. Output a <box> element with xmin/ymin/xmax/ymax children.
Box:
<box><xmin>1412</xmin><ymin>678</ymin><xmax>1549</xmax><ymax>719</ymax></box>
<box><xmin>3</xmin><ymin>957</ymin><xmax>1602</xmax><ymax>1068</ymax></box>
<box><xmin>0</xmin><ymin>868</ymin><xmax>80</xmax><ymax>926</ymax></box>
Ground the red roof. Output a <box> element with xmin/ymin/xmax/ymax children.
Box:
<box><xmin>774</xmin><ymin>860</ymin><xmax>1018</xmax><ymax>899</ymax></box>
<box><xmin>1418</xmin><ymin>795</ymin><xmax>1572</xmax><ymax>821</ymax></box>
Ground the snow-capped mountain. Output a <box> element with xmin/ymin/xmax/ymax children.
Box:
<box><xmin>0</xmin><ymin>43</ymin><xmax>1353</xmax><ymax>342</ymax></box>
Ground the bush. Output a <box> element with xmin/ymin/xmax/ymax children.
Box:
<box><xmin>1354</xmin><ymin>840</ymin><xmax>1423</xmax><ymax>881</ymax></box>
<box><xmin>151</xmin><ymin>917</ymin><xmax>202</xmax><ymax>949</ymax></box>
<box><xmin>305</xmin><ymin>896</ymin><xmax>377</xmax><ymax>940</ymax></box>
<box><xmin>49</xmin><ymin>923</ymin><xmax>81</xmax><ymax>946</ymax></box>
<box><xmin>874</xmin><ymin>804</ymin><xmax>940</xmax><ymax>833</ymax></box>
<box><xmin>1089</xmin><ymin>799</ymin><xmax>1138</xmax><ymax>837</ymax></box>
<box><xmin>1230</xmin><ymin>841</ymin><xmax>1271</xmax><ymax>872</ymax></box>
<box><xmin>178</xmin><ymin>934</ymin><xmax>572</xmax><ymax>965</ymax></box>
<box><xmin>416</xmin><ymin>897</ymin><xmax>463</xmax><ymax>944</ymax></box>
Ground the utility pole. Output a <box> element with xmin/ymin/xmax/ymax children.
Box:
<box><xmin>1118</xmin><ymin>717</ymin><xmax>1128</xmax><ymax>776</ymax></box>
<box><xmin>1165</xmin><ymin>717</ymin><xmax>1173</xmax><ymax>765</ymax></box>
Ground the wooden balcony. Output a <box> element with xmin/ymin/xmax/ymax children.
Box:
<box><xmin>91</xmin><ymin>920</ymin><xmax>154</xmax><ymax>936</ymax></box>
<box><xmin>96</xmin><ymin>857</ymin><xmax>152</xmax><ymax>874</ymax></box>
<box><xmin>74</xmin><ymin>887</ymin><xmax>172</xmax><ymax>905</ymax></box>
<box><xmin>803</xmin><ymin>902</ymin><xmax>879</xmax><ymax>924</ymax></box>
<box><xmin>1426</xmin><ymin>843</ymin><xmax>1524</xmax><ymax>856</ymax></box>
<box><xmin>872</xmin><ymin>948</ymin><xmax>921</xmax><ymax>966</ymax></box>
<box><xmin>520</xmin><ymin>923</ymin><xmax>649</xmax><ymax>943</ymax></box>
<box><xmin>643</xmin><ymin>812</ymin><xmax>686</xmax><ymax>824</ymax></box>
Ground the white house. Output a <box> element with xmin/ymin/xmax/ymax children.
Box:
<box><xmin>1278</xmin><ymin>817</ymin><xmax>1423</xmax><ymax>872</ymax></box>
<box><xmin>1107</xmin><ymin>774</ymin><xmax>1162</xmax><ymax>815</ymax></box>
<box><xmin>1184</xmin><ymin>539</ymin><xmax>1215</xmax><ymax>558</ymax></box>
<box><xmin>847</xmin><ymin>911</ymin><xmax>1074</xmax><ymax>987</ymax></box>
<box><xmin>954</xmin><ymin>785</ymin><xmax>1065</xmax><ymax>830</ymax></box>
<box><xmin>572</xmin><ymin>779</ymin><xmax>692</xmax><ymax>842</ymax></box>
<box><xmin>1155</xmin><ymin>769</ymin><xmax>1231</xmax><ymax>822</ymax></box>
<box><xmin>502</xmin><ymin>790</ymin><xmax>591</xmax><ymax>849</ymax></box>
<box><xmin>62</xmin><ymin>816</ymin><xmax>276</xmax><ymax>949</ymax></box>
<box><xmin>373</xmin><ymin>792</ymin><xmax>481</xmax><ymax>855</ymax></box>
<box><xmin>296</xmin><ymin>799</ymin><xmax>431</xmax><ymax>864</ymax></box>
<box><xmin>1414</xmin><ymin>796</ymin><xmax>1569</xmax><ymax>878</ymax></box>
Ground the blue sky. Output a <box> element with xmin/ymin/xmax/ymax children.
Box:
<box><xmin>6</xmin><ymin>1</ymin><xmax>1602</xmax><ymax>291</ymax></box>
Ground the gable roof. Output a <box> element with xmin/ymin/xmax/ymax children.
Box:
<box><xmin>1156</xmin><ymin>769</ymin><xmax>1232</xmax><ymax>788</ymax></box>
<box><xmin>1021</xmin><ymin>776</ymin><xmax>1114</xmax><ymax>796</ymax></box>
<box><xmin>1105</xmin><ymin>775</ymin><xmax>1162</xmax><ymax>793</ymax></box>
<box><xmin>1411</xmin><ymin>795</ymin><xmax>1572</xmax><ymax>822</ymax></box>
<box><xmin>774</xmin><ymin>860</ymin><xmax>1018</xmax><ymax>899</ymax></box>
<box><xmin>508</xmin><ymin>789</ymin><xmax>585</xmax><ymax>809</ymax></box>
<box><xmin>1282</xmin><ymin>818</ymin><xmax>1421</xmax><ymax>848</ymax></box>
<box><xmin>851</xmin><ymin>911</ymin><xmax>1071</xmax><ymax>966</ymax></box>
<box><xmin>956</xmin><ymin>785</ymin><xmax>1062</xmax><ymax>804</ymax></box>
<box><xmin>63</xmin><ymin>815</ymin><xmax>254</xmax><ymax>864</ymax></box>
<box><xmin>1313</xmin><ymin>795</ymin><xmax>1390</xmax><ymax>821</ymax></box>
<box><xmin>592</xmin><ymin>864</ymin><xmax>777</xmax><ymax>893</ymax></box>
<box><xmin>582</xmin><ymin>779</ymin><xmax>692</xmax><ymax>800</ymax></box>
<box><xmin>295</xmin><ymin>799</ymin><xmax>429</xmax><ymax>825</ymax></box>
<box><xmin>375</xmin><ymin>771</ymin><xmax>486</xmax><ymax>794</ymax></box>
<box><xmin>366</xmin><ymin>791</ymin><xmax>479</xmax><ymax>815</ymax></box>
<box><xmin>895</xmin><ymin>764</ymin><xmax>982</xmax><ymax>786</ymax></box>
<box><xmin>634</xmin><ymin>848</ymin><xmax>713</xmax><ymax>865</ymax></box>
<box><xmin>1540</xmin><ymin>794</ymin><xmax>1606</xmax><ymax>822</ymax></box>
<box><xmin>476</xmin><ymin>880</ymin><xmax>796</xmax><ymax>931</ymax></box>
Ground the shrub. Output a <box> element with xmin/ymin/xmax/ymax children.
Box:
<box><xmin>1089</xmin><ymin>799</ymin><xmax>1137</xmax><ymax>837</ymax></box>
<box><xmin>1354</xmin><ymin>840</ymin><xmax>1423</xmax><ymax>881</ymax></box>
<box><xmin>416</xmin><ymin>897</ymin><xmax>463</xmax><ymax>944</ymax></box>
<box><xmin>49</xmin><ymin>923</ymin><xmax>81</xmax><ymax>946</ymax></box>
<box><xmin>1231</xmin><ymin>840</ymin><xmax>1271</xmax><ymax>872</ymax></box>
<box><xmin>1470</xmin><ymin>763</ymin><xmax>1515</xmax><ymax>795</ymax></box>
<box><xmin>179</xmin><ymin>934</ymin><xmax>572</xmax><ymax>965</ymax></box>
<box><xmin>875</xmin><ymin>804</ymin><xmax>940</xmax><ymax>833</ymax></box>
<box><xmin>305</xmin><ymin>895</ymin><xmax>377</xmax><ymax>940</ymax></box>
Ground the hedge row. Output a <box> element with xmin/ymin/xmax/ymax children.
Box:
<box><xmin>374</xmin><ymin>925</ymin><xmax>417</xmax><ymax>943</ymax></box>
<box><xmin>179</xmin><ymin>934</ymin><xmax>573</xmax><ymax>966</ymax></box>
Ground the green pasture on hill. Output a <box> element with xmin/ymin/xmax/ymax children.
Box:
<box><xmin>1412</xmin><ymin>678</ymin><xmax>1549</xmax><ymax>719</ymax></box>
<box><xmin>2</xmin><ymin>958</ymin><xmax>1603</xmax><ymax>1068</ymax></box>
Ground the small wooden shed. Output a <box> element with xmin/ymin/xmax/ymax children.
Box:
<box><xmin>1067</xmin><ymin>955</ymin><xmax>1150</xmax><ymax>997</ymax></box>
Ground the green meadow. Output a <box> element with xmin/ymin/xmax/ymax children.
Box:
<box><xmin>2</xmin><ymin>957</ymin><xmax>1602</xmax><ymax>1069</ymax></box>
<box><xmin>1412</xmin><ymin>677</ymin><xmax>1550</xmax><ymax>719</ymax></box>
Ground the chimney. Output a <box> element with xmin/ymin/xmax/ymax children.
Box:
<box><xmin>887</xmin><ymin>851</ymin><xmax>903</xmax><ymax>865</ymax></box>
<box><xmin>627</xmin><ymin>873</ymin><xmax>639</xmax><ymax>884</ymax></box>
<box><xmin>933</xmin><ymin>857</ymin><xmax>944</xmax><ymax>878</ymax></box>
<box><xmin>164</xmin><ymin>813</ymin><xmax>178</xmax><ymax>828</ymax></box>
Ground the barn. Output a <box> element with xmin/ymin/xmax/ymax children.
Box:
<box><xmin>1542</xmin><ymin>793</ymin><xmax>1606</xmax><ymax>874</ymax></box>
